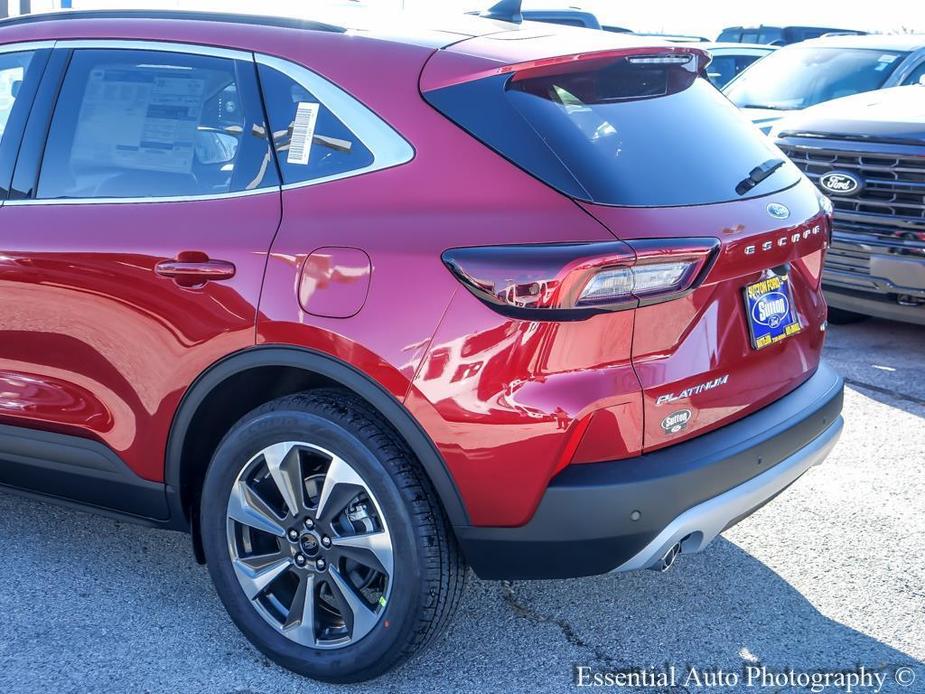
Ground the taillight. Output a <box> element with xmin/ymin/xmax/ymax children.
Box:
<box><xmin>442</xmin><ymin>238</ymin><xmax>718</xmax><ymax>320</ymax></box>
<box><xmin>816</xmin><ymin>191</ymin><xmax>835</xmax><ymax>248</ymax></box>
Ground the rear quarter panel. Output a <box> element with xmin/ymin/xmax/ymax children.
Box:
<box><xmin>255</xmin><ymin>34</ymin><xmax>619</xmax><ymax>395</ymax></box>
<box><xmin>254</xmin><ymin>33</ymin><xmax>642</xmax><ymax>527</ymax></box>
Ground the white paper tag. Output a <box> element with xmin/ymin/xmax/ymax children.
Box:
<box><xmin>287</xmin><ymin>102</ymin><xmax>320</xmax><ymax>165</ymax></box>
<box><xmin>73</xmin><ymin>68</ymin><xmax>205</xmax><ymax>174</ymax></box>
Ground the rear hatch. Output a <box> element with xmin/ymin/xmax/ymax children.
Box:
<box><xmin>422</xmin><ymin>29</ymin><xmax>831</xmax><ymax>451</ymax></box>
<box><xmin>582</xmin><ymin>186</ymin><xmax>829</xmax><ymax>451</ymax></box>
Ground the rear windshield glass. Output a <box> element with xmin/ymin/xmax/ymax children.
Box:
<box><xmin>501</xmin><ymin>60</ymin><xmax>799</xmax><ymax>206</ymax></box>
<box><xmin>724</xmin><ymin>47</ymin><xmax>908</xmax><ymax>110</ymax></box>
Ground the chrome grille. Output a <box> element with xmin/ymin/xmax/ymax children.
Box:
<box><xmin>824</xmin><ymin>241</ymin><xmax>874</xmax><ymax>291</ymax></box>
<box><xmin>779</xmin><ymin>141</ymin><xmax>925</xmax><ymax>298</ymax></box>
<box><xmin>778</xmin><ymin>144</ymin><xmax>925</xmax><ymax>227</ymax></box>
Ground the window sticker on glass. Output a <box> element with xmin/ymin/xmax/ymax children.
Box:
<box><xmin>875</xmin><ymin>54</ymin><xmax>900</xmax><ymax>71</ymax></box>
<box><xmin>287</xmin><ymin>101</ymin><xmax>320</xmax><ymax>165</ymax></box>
<box><xmin>71</xmin><ymin>67</ymin><xmax>206</xmax><ymax>174</ymax></box>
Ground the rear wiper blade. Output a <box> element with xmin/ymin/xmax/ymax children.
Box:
<box><xmin>736</xmin><ymin>158</ymin><xmax>786</xmax><ymax>196</ymax></box>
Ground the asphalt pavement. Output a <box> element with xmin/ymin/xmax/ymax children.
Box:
<box><xmin>1</xmin><ymin>318</ymin><xmax>923</xmax><ymax>693</ymax></box>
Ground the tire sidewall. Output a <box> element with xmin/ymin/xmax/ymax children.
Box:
<box><xmin>201</xmin><ymin>407</ymin><xmax>425</xmax><ymax>681</ymax></box>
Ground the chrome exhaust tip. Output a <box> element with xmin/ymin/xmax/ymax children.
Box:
<box><xmin>650</xmin><ymin>542</ymin><xmax>682</xmax><ymax>572</ymax></box>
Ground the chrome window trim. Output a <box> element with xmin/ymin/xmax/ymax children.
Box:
<box><xmin>0</xmin><ymin>41</ymin><xmax>413</xmax><ymax>206</ymax></box>
<box><xmin>53</xmin><ymin>39</ymin><xmax>252</xmax><ymax>63</ymax></box>
<box><xmin>4</xmin><ymin>186</ymin><xmax>278</xmax><ymax>206</ymax></box>
<box><xmin>0</xmin><ymin>40</ymin><xmax>56</xmax><ymax>54</ymax></box>
<box><xmin>255</xmin><ymin>53</ymin><xmax>414</xmax><ymax>191</ymax></box>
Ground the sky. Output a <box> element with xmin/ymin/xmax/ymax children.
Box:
<box><xmin>61</xmin><ymin>0</ymin><xmax>925</xmax><ymax>39</ymax></box>
<box><xmin>403</xmin><ymin>0</ymin><xmax>925</xmax><ymax>38</ymax></box>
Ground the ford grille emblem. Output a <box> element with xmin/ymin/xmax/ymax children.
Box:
<box><xmin>819</xmin><ymin>171</ymin><xmax>862</xmax><ymax>196</ymax></box>
<box><xmin>766</xmin><ymin>203</ymin><xmax>790</xmax><ymax>220</ymax></box>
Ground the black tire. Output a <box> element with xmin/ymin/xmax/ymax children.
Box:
<box><xmin>827</xmin><ymin>306</ymin><xmax>869</xmax><ymax>325</ymax></box>
<box><xmin>200</xmin><ymin>389</ymin><xmax>466</xmax><ymax>682</ymax></box>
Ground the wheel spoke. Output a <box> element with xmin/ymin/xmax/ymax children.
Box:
<box><xmin>315</xmin><ymin>454</ymin><xmax>366</xmax><ymax>525</ymax></box>
<box><xmin>283</xmin><ymin>573</ymin><xmax>317</xmax><ymax>646</ymax></box>
<box><xmin>331</xmin><ymin>530</ymin><xmax>393</xmax><ymax>576</ymax></box>
<box><xmin>325</xmin><ymin>566</ymin><xmax>379</xmax><ymax>642</ymax></box>
<box><xmin>232</xmin><ymin>550</ymin><xmax>290</xmax><ymax>599</ymax></box>
<box><xmin>227</xmin><ymin>480</ymin><xmax>286</xmax><ymax>537</ymax></box>
<box><xmin>262</xmin><ymin>442</ymin><xmax>305</xmax><ymax>518</ymax></box>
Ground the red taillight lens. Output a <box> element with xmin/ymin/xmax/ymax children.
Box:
<box><xmin>442</xmin><ymin>239</ymin><xmax>718</xmax><ymax>320</ymax></box>
<box><xmin>816</xmin><ymin>191</ymin><xmax>835</xmax><ymax>248</ymax></box>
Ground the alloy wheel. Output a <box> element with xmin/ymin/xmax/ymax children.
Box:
<box><xmin>225</xmin><ymin>441</ymin><xmax>393</xmax><ymax>649</ymax></box>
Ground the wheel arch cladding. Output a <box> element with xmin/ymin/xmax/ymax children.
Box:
<box><xmin>164</xmin><ymin>345</ymin><xmax>470</xmax><ymax>537</ymax></box>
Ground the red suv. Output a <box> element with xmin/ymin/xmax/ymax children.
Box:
<box><xmin>0</xmin><ymin>9</ymin><xmax>844</xmax><ymax>682</ymax></box>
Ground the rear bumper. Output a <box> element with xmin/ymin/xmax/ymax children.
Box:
<box><xmin>822</xmin><ymin>224</ymin><xmax>925</xmax><ymax>325</ymax></box>
<box><xmin>456</xmin><ymin>362</ymin><xmax>844</xmax><ymax>580</ymax></box>
<box><xmin>825</xmin><ymin>286</ymin><xmax>925</xmax><ymax>326</ymax></box>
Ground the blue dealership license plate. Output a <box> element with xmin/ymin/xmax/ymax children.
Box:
<box><xmin>744</xmin><ymin>270</ymin><xmax>802</xmax><ymax>350</ymax></box>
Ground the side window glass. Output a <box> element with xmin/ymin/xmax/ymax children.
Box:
<box><xmin>706</xmin><ymin>56</ymin><xmax>735</xmax><ymax>87</ymax></box>
<box><xmin>257</xmin><ymin>63</ymin><xmax>374</xmax><ymax>185</ymax></box>
<box><xmin>735</xmin><ymin>56</ymin><xmax>760</xmax><ymax>77</ymax></box>
<box><xmin>903</xmin><ymin>61</ymin><xmax>925</xmax><ymax>86</ymax></box>
<box><xmin>0</xmin><ymin>51</ymin><xmax>36</xmax><ymax>146</ymax></box>
<box><xmin>37</xmin><ymin>49</ymin><xmax>278</xmax><ymax>200</ymax></box>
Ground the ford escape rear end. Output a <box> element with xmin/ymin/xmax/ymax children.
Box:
<box><xmin>0</xmin><ymin>7</ymin><xmax>843</xmax><ymax>683</ymax></box>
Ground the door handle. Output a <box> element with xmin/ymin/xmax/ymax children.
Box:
<box><xmin>155</xmin><ymin>254</ymin><xmax>236</xmax><ymax>287</ymax></box>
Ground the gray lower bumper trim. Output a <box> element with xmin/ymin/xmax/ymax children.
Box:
<box><xmin>612</xmin><ymin>416</ymin><xmax>844</xmax><ymax>572</ymax></box>
<box><xmin>825</xmin><ymin>287</ymin><xmax>925</xmax><ymax>326</ymax></box>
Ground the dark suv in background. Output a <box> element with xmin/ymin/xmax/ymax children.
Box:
<box><xmin>774</xmin><ymin>85</ymin><xmax>925</xmax><ymax>325</ymax></box>
<box><xmin>518</xmin><ymin>9</ymin><xmax>602</xmax><ymax>29</ymax></box>
<box><xmin>717</xmin><ymin>25</ymin><xmax>866</xmax><ymax>46</ymax></box>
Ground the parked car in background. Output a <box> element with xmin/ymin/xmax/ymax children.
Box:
<box><xmin>519</xmin><ymin>9</ymin><xmax>601</xmax><ymax>30</ymax></box>
<box><xmin>773</xmin><ymin>85</ymin><xmax>925</xmax><ymax>325</ymax></box>
<box><xmin>489</xmin><ymin>7</ymin><xmax>702</xmax><ymax>42</ymax></box>
<box><xmin>630</xmin><ymin>33</ymin><xmax>710</xmax><ymax>43</ymax></box>
<box><xmin>717</xmin><ymin>25</ymin><xmax>866</xmax><ymax>46</ymax></box>
<box><xmin>724</xmin><ymin>34</ymin><xmax>925</xmax><ymax>132</ymax></box>
<box><xmin>495</xmin><ymin>12</ymin><xmax>689</xmax><ymax>39</ymax></box>
<box><xmin>702</xmin><ymin>42</ymin><xmax>776</xmax><ymax>87</ymax></box>
<box><xmin>477</xmin><ymin>3</ymin><xmax>604</xmax><ymax>30</ymax></box>
<box><xmin>0</xmin><ymin>5</ymin><xmax>844</xmax><ymax>683</ymax></box>
<box><xmin>601</xmin><ymin>24</ymin><xmax>634</xmax><ymax>34</ymax></box>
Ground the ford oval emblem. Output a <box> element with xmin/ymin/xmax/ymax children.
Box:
<box><xmin>819</xmin><ymin>171</ymin><xmax>862</xmax><ymax>196</ymax></box>
<box><xmin>767</xmin><ymin>203</ymin><xmax>790</xmax><ymax>220</ymax></box>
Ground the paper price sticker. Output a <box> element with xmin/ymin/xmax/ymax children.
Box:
<box><xmin>287</xmin><ymin>102</ymin><xmax>320</xmax><ymax>166</ymax></box>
